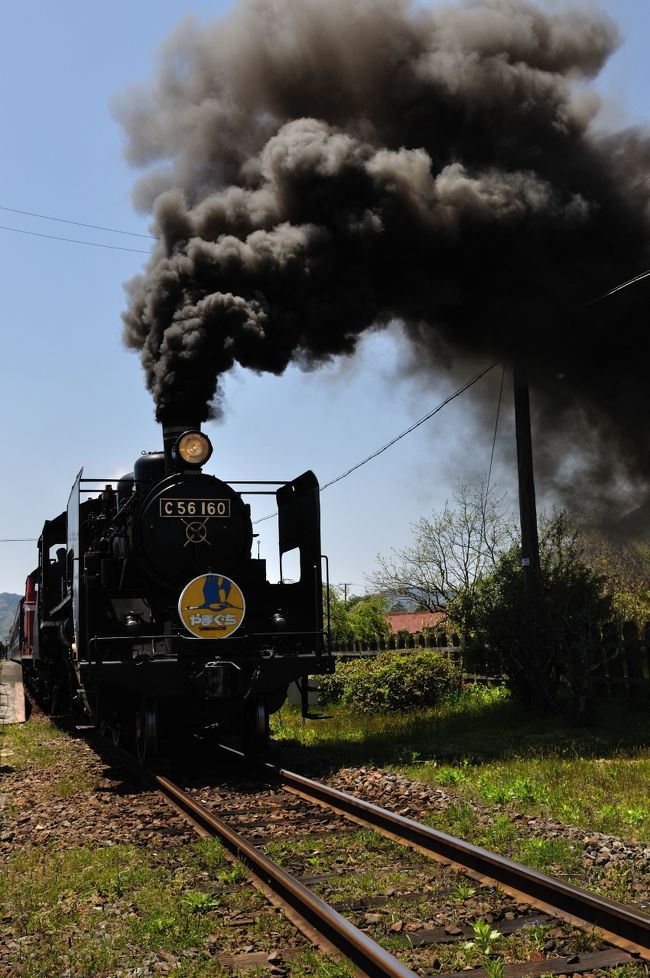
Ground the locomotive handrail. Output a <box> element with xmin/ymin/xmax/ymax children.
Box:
<box><xmin>87</xmin><ymin>631</ymin><xmax>326</xmax><ymax>643</ymax></box>
<box><xmin>78</xmin><ymin>477</ymin><xmax>292</xmax><ymax>484</ymax></box>
<box><xmin>79</xmin><ymin>487</ymin><xmax>280</xmax><ymax>496</ymax></box>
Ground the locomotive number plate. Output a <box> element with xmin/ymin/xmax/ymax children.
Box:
<box><xmin>159</xmin><ymin>498</ymin><xmax>230</xmax><ymax>518</ymax></box>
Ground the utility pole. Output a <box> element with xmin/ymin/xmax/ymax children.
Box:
<box><xmin>513</xmin><ymin>359</ymin><xmax>541</xmax><ymax>600</ymax></box>
<box><xmin>339</xmin><ymin>582</ymin><xmax>354</xmax><ymax>607</ymax></box>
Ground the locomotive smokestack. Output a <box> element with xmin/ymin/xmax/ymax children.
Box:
<box><xmin>118</xmin><ymin>0</ymin><xmax>650</xmax><ymax>514</ymax></box>
<box><xmin>159</xmin><ymin>415</ymin><xmax>202</xmax><ymax>475</ymax></box>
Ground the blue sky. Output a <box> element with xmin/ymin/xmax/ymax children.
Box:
<box><xmin>0</xmin><ymin>0</ymin><xmax>648</xmax><ymax>595</ymax></box>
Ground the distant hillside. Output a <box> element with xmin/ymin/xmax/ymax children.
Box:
<box><xmin>0</xmin><ymin>592</ymin><xmax>21</xmax><ymax>643</ymax></box>
<box><xmin>385</xmin><ymin>588</ymin><xmax>446</xmax><ymax>612</ymax></box>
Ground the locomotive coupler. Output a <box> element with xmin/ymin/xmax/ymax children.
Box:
<box><xmin>203</xmin><ymin>659</ymin><xmax>241</xmax><ymax>698</ymax></box>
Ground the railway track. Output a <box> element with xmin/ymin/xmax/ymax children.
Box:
<box><xmin>13</xmin><ymin>698</ymin><xmax>650</xmax><ymax>976</ymax></box>
<box><xmin>143</xmin><ymin>747</ymin><xmax>650</xmax><ymax>978</ymax></box>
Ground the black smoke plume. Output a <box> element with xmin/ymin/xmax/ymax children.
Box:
<box><xmin>115</xmin><ymin>0</ymin><xmax>650</xmax><ymax>507</ymax></box>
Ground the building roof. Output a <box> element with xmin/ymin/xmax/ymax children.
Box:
<box><xmin>385</xmin><ymin>611</ymin><xmax>447</xmax><ymax>635</ymax></box>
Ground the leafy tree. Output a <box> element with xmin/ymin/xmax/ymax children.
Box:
<box><xmin>324</xmin><ymin>587</ymin><xmax>392</xmax><ymax>643</ymax></box>
<box><xmin>347</xmin><ymin>594</ymin><xmax>391</xmax><ymax>643</ymax></box>
<box><xmin>323</xmin><ymin>585</ymin><xmax>353</xmax><ymax>643</ymax></box>
<box><xmin>581</xmin><ymin>533</ymin><xmax>650</xmax><ymax>626</ymax></box>
<box><xmin>370</xmin><ymin>481</ymin><xmax>514</xmax><ymax>614</ymax></box>
<box><xmin>449</xmin><ymin>512</ymin><xmax>611</xmax><ymax>721</ymax></box>
<box><xmin>324</xmin><ymin>587</ymin><xmax>391</xmax><ymax>643</ymax></box>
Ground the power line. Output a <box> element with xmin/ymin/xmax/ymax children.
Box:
<box><xmin>0</xmin><ymin>204</ymin><xmax>157</xmax><ymax>240</ymax></box>
<box><xmin>0</xmin><ymin>224</ymin><xmax>151</xmax><ymax>254</ymax></box>
<box><xmin>1</xmin><ymin>198</ymin><xmax>647</xmax><ymax>307</ymax></box>
<box><xmin>321</xmin><ymin>360</ymin><xmax>500</xmax><ymax>490</ymax></box>
<box><xmin>253</xmin><ymin>359</ymin><xmax>500</xmax><ymax>524</ymax></box>
<box><xmin>0</xmin><ymin>538</ymin><xmax>37</xmax><ymax>543</ymax></box>
<box><xmin>484</xmin><ymin>362</ymin><xmax>506</xmax><ymax>501</ymax></box>
<box><xmin>587</xmin><ymin>268</ymin><xmax>650</xmax><ymax>306</ymax></box>
<box><xmin>0</xmin><ymin>360</ymin><xmax>497</xmax><ymax>538</ymax></box>
<box><xmin>480</xmin><ymin>361</ymin><xmax>506</xmax><ymax>553</ymax></box>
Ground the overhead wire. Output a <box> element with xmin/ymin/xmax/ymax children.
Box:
<box><xmin>0</xmin><ymin>224</ymin><xmax>151</xmax><ymax>254</ymax></box>
<box><xmin>2</xmin><ymin>360</ymin><xmax>500</xmax><ymax>542</ymax></box>
<box><xmin>479</xmin><ymin>361</ymin><xmax>506</xmax><ymax>561</ymax></box>
<box><xmin>320</xmin><ymin>359</ymin><xmax>500</xmax><ymax>491</ymax></box>
<box><xmin>253</xmin><ymin>358</ymin><xmax>501</xmax><ymax>525</ymax></box>
<box><xmin>0</xmin><ymin>198</ymin><xmax>647</xmax><ymax>302</ymax></box>
<box><xmin>484</xmin><ymin>362</ymin><xmax>506</xmax><ymax>502</ymax></box>
<box><xmin>0</xmin><ymin>224</ymin><xmax>150</xmax><ymax>255</ymax></box>
<box><xmin>0</xmin><ymin>204</ymin><xmax>157</xmax><ymax>239</ymax></box>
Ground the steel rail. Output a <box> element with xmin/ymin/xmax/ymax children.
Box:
<box><xmin>153</xmin><ymin>773</ymin><xmax>418</xmax><ymax>978</ymax></box>
<box><xmin>266</xmin><ymin>763</ymin><xmax>650</xmax><ymax>958</ymax></box>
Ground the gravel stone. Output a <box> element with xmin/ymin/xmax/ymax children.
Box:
<box><xmin>324</xmin><ymin>765</ymin><xmax>650</xmax><ymax>910</ymax></box>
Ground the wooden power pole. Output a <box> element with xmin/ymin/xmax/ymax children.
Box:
<box><xmin>513</xmin><ymin>359</ymin><xmax>541</xmax><ymax>599</ymax></box>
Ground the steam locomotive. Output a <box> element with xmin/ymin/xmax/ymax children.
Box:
<box><xmin>9</xmin><ymin>422</ymin><xmax>332</xmax><ymax>758</ymax></box>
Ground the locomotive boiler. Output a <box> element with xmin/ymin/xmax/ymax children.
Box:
<box><xmin>10</xmin><ymin>422</ymin><xmax>332</xmax><ymax>758</ymax></box>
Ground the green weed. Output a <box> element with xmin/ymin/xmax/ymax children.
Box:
<box><xmin>464</xmin><ymin>918</ymin><xmax>502</xmax><ymax>955</ymax></box>
<box><xmin>429</xmin><ymin>801</ymin><xmax>477</xmax><ymax>839</ymax></box>
<box><xmin>216</xmin><ymin>864</ymin><xmax>247</xmax><ymax>884</ymax></box>
<box><xmin>484</xmin><ymin>957</ymin><xmax>505</xmax><ymax>978</ymax></box>
<box><xmin>451</xmin><ymin>884</ymin><xmax>476</xmax><ymax>901</ymax></box>
<box><xmin>181</xmin><ymin>891</ymin><xmax>221</xmax><ymax>913</ymax></box>
<box><xmin>190</xmin><ymin>836</ymin><xmax>229</xmax><ymax>870</ymax></box>
<box><xmin>437</xmin><ymin>766</ymin><xmax>467</xmax><ymax>786</ymax></box>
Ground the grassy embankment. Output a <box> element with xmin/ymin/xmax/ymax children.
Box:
<box><xmin>271</xmin><ymin>685</ymin><xmax>650</xmax><ymax>851</ymax></box>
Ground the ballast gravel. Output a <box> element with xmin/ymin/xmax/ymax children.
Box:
<box><xmin>324</xmin><ymin>766</ymin><xmax>650</xmax><ymax>910</ymax></box>
<box><xmin>0</xmin><ymin>727</ymin><xmax>194</xmax><ymax>854</ymax></box>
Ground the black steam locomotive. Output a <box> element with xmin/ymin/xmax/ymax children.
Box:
<box><xmin>9</xmin><ymin>422</ymin><xmax>332</xmax><ymax>758</ymax></box>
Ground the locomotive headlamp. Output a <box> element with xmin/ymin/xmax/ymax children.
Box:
<box><xmin>174</xmin><ymin>431</ymin><xmax>213</xmax><ymax>467</ymax></box>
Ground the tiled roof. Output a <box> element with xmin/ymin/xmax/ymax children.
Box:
<box><xmin>385</xmin><ymin>611</ymin><xmax>446</xmax><ymax>635</ymax></box>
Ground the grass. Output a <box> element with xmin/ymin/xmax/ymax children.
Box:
<box><xmin>1</xmin><ymin>836</ymin><xmax>331</xmax><ymax>976</ymax></box>
<box><xmin>271</xmin><ymin>684</ymin><xmax>650</xmax><ymax>845</ymax></box>
<box><xmin>1</xmin><ymin>719</ymin><xmax>350</xmax><ymax>977</ymax></box>
<box><xmin>0</xmin><ymin>717</ymin><xmax>67</xmax><ymax>770</ymax></box>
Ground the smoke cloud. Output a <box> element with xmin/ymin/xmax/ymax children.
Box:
<box><xmin>115</xmin><ymin>0</ymin><xmax>650</xmax><ymax>507</ymax></box>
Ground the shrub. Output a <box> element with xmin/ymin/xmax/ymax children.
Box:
<box><xmin>317</xmin><ymin>650</ymin><xmax>457</xmax><ymax>713</ymax></box>
<box><xmin>449</xmin><ymin>512</ymin><xmax>611</xmax><ymax>721</ymax></box>
<box><xmin>316</xmin><ymin>667</ymin><xmax>348</xmax><ymax>704</ymax></box>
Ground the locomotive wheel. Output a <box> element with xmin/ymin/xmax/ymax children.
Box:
<box><xmin>241</xmin><ymin>701</ymin><xmax>269</xmax><ymax>757</ymax></box>
<box><xmin>109</xmin><ymin>718</ymin><xmax>124</xmax><ymax>748</ymax></box>
<box><xmin>98</xmin><ymin>711</ymin><xmax>124</xmax><ymax>747</ymax></box>
<box><xmin>96</xmin><ymin>691</ymin><xmax>125</xmax><ymax>749</ymax></box>
<box><xmin>135</xmin><ymin>698</ymin><xmax>159</xmax><ymax>763</ymax></box>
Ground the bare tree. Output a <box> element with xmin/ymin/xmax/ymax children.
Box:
<box><xmin>369</xmin><ymin>481</ymin><xmax>514</xmax><ymax>610</ymax></box>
